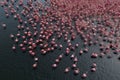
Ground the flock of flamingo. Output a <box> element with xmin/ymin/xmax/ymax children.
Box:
<box><xmin>1</xmin><ymin>0</ymin><xmax>120</xmax><ymax>79</ymax></box>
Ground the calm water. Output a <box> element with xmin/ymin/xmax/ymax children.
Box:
<box><xmin>0</xmin><ymin>1</ymin><xmax>120</xmax><ymax>80</ymax></box>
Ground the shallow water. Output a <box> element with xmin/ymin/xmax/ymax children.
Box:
<box><xmin>0</xmin><ymin>1</ymin><xmax>120</xmax><ymax>80</ymax></box>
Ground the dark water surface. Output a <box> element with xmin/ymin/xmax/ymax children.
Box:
<box><xmin>0</xmin><ymin>1</ymin><xmax>120</xmax><ymax>80</ymax></box>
